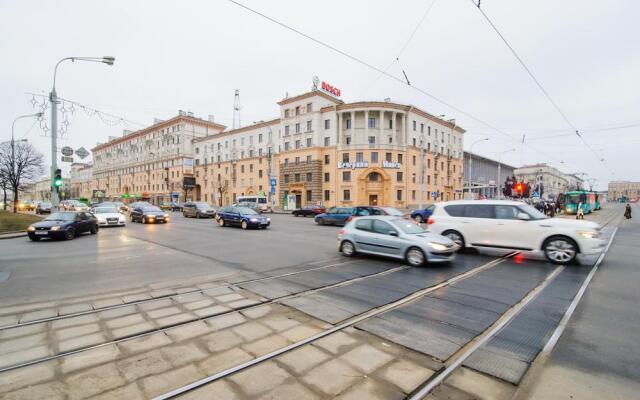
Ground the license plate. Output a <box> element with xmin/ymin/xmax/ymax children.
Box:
<box><xmin>35</xmin><ymin>231</ymin><xmax>48</xmax><ymax>235</ymax></box>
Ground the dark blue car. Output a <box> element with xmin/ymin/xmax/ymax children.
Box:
<box><xmin>27</xmin><ymin>211</ymin><xmax>99</xmax><ymax>241</ymax></box>
<box><xmin>314</xmin><ymin>207</ymin><xmax>355</xmax><ymax>226</ymax></box>
<box><xmin>410</xmin><ymin>204</ymin><xmax>435</xmax><ymax>223</ymax></box>
<box><xmin>217</xmin><ymin>206</ymin><xmax>270</xmax><ymax>229</ymax></box>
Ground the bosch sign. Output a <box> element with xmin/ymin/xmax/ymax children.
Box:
<box><xmin>321</xmin><ymin>81</ymin><xmax>341</xmax><ymax>97</ymax></box>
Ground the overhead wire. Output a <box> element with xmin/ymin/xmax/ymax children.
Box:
<box><xmin>468</xmin><ymin>0</ymin><xmax>614</xmax><ymax>173</ymax></box>
<box><xmin>227</xmin><ymin>0</ymin><xmax>577</xmax><ymax>171</ymax></box>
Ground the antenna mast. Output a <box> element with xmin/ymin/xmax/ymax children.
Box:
<box><xmin>232</xmin><ymin>89</ymin><xmax>241</xmax><ymax>129</ymax></box>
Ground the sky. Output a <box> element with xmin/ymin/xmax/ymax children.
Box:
<box><xmin>1</xmin><ymin>0</ymin><xmax>638</xmax><ymax>191</ymax></box>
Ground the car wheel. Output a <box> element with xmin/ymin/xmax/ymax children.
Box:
<box><xmin>64</xmin><ymin>229</ymin><xmax>75</xmax><ymax>241</ymax></box>
<box><xmin>29</xmin><ymin>236</ymin><xmax>41</xmax><ymax>242</ymax></box>
<box><xmin>316</xmin><ymin>218</ymin><xmax>324</xmax><ymax>225</ymax></box>
<box><xmin>218</xmin><ymin>218</ymin><xmax>225</xmax><ymax>227</ymax></box>
<box><xmin>442</xmin><ymin>230</ymin><xmax>465</xmax><ymax>250</ymax></box>
<box><xmin>241</xmin><ymin>220</ymin><xmax>248</xmax><ymax>230</ymax></box>
<box><xmin>90</xmin><ymin>225</ymin><xmax>98</xmax><ymax>234</ymax></box>
<box><xmin>415</xmin><ymin>215</ymin><xmax>423</xmax><ymax>223</ymax></box>
<box><xmin>196</xmin><ymin>212</ymin><xmax>201</xmax><ymax>219</ymax></box>
<box><xmin>341</xmin><ymin>240</ymin><xmax>356</xmax><ymax>257</ymax></box>
<box><xmin>406</xmin><ymin>247</ymin><xmax>426</xmax><ymax>267</ymax></box>
<box><xmin>543</xmin><ymin>236</ymin><xmax>578</xmax><ymax>265</ymax></box>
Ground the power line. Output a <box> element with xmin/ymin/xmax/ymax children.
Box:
<box><xmin>468</xmin><ymin>0</ymin><xmax>614</xmax><ymax>174</ymax></box>
<box><xmin>227</xmin><ymin>0</ymin><xmax>575</xmax><ymax>170</ymax></box>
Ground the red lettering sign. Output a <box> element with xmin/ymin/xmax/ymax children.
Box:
<box><xmin>321</xmin><ymin>81</ymin><xmax>341</xmax><ymax>97</ymax></box>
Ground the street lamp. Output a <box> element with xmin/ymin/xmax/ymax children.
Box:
<box><xmin>8</xmin><ymin>113</ymin><xmax>42</xmax><ymax>210</ymax></box>
<box><xmin>466</xmin><ymin>138</ymin><xmax>489</xmax><ymax>199</ymax></box>
<box><xmin>50</xmin><ymin>56</ymin><xmax>115</xmax><ymax>210</ymax></box>
<box><xmin>497</xmin><ymin>148</ymin><xmax>516</xmax><ymax>199</ymax></box>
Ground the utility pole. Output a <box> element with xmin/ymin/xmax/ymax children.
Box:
<box><xmin>232</xmin><ymin>89</ymin><xmax>241</xmax><ymax>130</ymax></box>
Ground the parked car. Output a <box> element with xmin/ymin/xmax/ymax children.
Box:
<box><xmin>338</xmin><ymin>215</ymin><xmax>457</xmax><ymax>266</ymax></box>
<box><xmin>130</xmin><ymin>205</ymin><xmax>169</xmax><ymax>224</ymax></box>
<box><xmin>217</xmin><ymin>206</ymin><xmax>270</xmax><ymax>229</ymax></box>
<box><xmin>35</xmin><ymin>202</ymin><xmax>52</xmax><ymax>214</ymax></box>
<box><xmin>60</xmin><ymin>199</ymin><xmax>89</xmax><ymax>212</ymax></box>
<box><xmin>128</xmin><ymin>201</ymin><xmax>152</xmax><ymax>213</ymax></box>
<box><xmin>27</xmin><ymin>211</ymin><xmax>98</xmax><ymax>241</ymax></box>
<box><xmin>18</xmin><ymin>201</ymin><xmax>36</xmax><ymax>211</ymax></box>
<box><xmin>427</xmin><ymin>200</ymin><xmax>606</xmax><ymax>264</ymax></box>
<box><xmin>183</xmin><ymin>202</ymin><xmax>216</xmax><ymax>218</ymax></box>
<box><xmin>92</xmin><ymin>206</ymin><xmax>126</xmax><ymax>227</ymax></box>
<box><xmin>411</xmin><ymin>205</ymin><xmax>436</xmax><ymax>223</ymax></box>
<box><xmin>292</xmin><ymin>205</ymin><xmax>326</xmax><ymax>217</ymax></box>
<box><xmin>314</xmin><ymin>207</ymin><xmax>355</xmax><ymax>226</ymax></box>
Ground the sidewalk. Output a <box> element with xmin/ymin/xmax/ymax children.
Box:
<box><xmin>0</xmin><ymin>231</ymin><xmax>26</xmax><ymax>240</ymax></box>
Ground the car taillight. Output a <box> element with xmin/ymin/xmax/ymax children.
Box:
<box><xmin>346</xmin><ymin>216</ymin><xmax>353</xmax><ymax>222</ymax></box>
<box><xmin>427</xmin><ymin>217</ymin><xmax>435</xmax><ymax>225</ymax></box>
<box><xmin>338</xmin><ymin>229</ymin><xmax>344</xmax><ymax>239</ymax></box>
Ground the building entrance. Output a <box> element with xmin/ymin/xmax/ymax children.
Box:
<box><xmin>369</xmin><ymin>194</ymin><xmax>378</xmax><ymax>206</ymax></box>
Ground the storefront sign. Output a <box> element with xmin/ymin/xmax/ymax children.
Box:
<box><xmin>382</xmin><ymin>161</ymin><xmax>402</xmax><ymax>169</ymax></box>
<box><xmin>321</xmin><ymin>81</ymin><xmax>341</xmax><ymax>97</ymax></box>
<box><xmin>338</xmin><ymin>161</ymin><xmax>369</xmax><ymax>169</ymax></box>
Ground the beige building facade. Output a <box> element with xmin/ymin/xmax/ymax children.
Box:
<box><xmin>608</xmin><ymin>181</ymin><xmax>640</xmax><ymax>202</ymax></box>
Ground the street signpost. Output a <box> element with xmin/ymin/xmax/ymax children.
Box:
<box><xmin>61</xmin><ymin>156</ymin><xmax>73</xmax><ymax>163</ymax></box>
<box><xmin>61</xmin><ymin>146</ymin><xmax>74</xmax><ymax>157</ymax></box>
<box><xmin>75</xmin><ymin>147</ymin><xmax>89</xmax><ymax>159</ymax></box>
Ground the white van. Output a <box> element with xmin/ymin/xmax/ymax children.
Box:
<box><xmin>237</xmin><ymin>195</ymin><xmax>272</xmax><ymax>213</ymax></box>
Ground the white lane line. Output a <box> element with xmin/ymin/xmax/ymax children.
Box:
<box><xmin>541</xmin><ymin>226</ymin><xmax>618</xmax><ymax>353</ymax></box>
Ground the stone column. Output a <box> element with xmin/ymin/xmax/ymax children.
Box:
<box><xmin>379</xmin><ymin>110</ymin><xmax>384</xmax><ymax>145</ymax></box>
<box><xmin>364</xmin><ymin>110</ymin><xmax>369</xmax><ymax>145</ymax></box>
<box><xmin>392</xmin><ymin>112</ymin><xmax>397</xmax><ymax>145</ymax></box>
<box><xmin>350</xmin><ymin>111</ymin><xmax>355</xmax><ymax>144</ymax></box>
<box><xmin>337</xmin><ymin>111</ymin><xmax>342</xmax><ymax>147</ymax></box>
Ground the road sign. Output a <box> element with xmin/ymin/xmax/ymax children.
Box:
<box><xmin>61</xmin><ymin>146</ymin><xmax>74</xmax><ymax>156</ymax></box>
<box><xmin>270</xmin><ymin>178</ymin><xmax>277</xmax><ymax>187</ymax></box>
<box><xmin>61</xmin><ymin>156</ymin><xmax>73</xmax><ymax>163</ymax></box>
<box><xmin>75</xmin><ymin>147</ymin><xmax>89</xmax><ymax>159</ymax></box>
<box><xmin>431</xmin><ymin>191</ymin><xmax>438</xmax><ymax>199</ymax></box>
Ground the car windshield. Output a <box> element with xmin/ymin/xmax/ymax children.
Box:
<box><xmin>237</xmin><ymin>207</ymin><xmax>258</xmax><ymax>215</ymax></box>
<box><xmin>44</xmin><ymin>212</ymin><xmax>75</xmax><ymax>221</ymax></box>
<box><xmin>93</xmin><ymin>207</ymin><xmax>118</xmax><ymax>214</ymax></box>
<box><xmin>518</xmin><ymin>204</ymin><xmax>548</xmax><ymax>220</ymax></box>
<box><xmin>142</xmin><ymin>206</ymin><xmax>162</xmax><ymax>212</ymax></box>
<box><xmin>195</xmin><ymin>203</ymin><xmax>212</xmax><ymax>209</ymax></box>
<box><xmin>391</xmin><ymin>218</ymin><xmax>426</xmax><ymax>234</ymax></box>
<box><xmin>381</xmin><ymin>207</ymin><xmax>404</xmax><ymax>216</ymax></box>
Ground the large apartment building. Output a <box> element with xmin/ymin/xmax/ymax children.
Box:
<box><xmin>192</xmin><ymin>86</ymin><xmax>465</xmax><ymax>209</ymax></box>
<box><xmin>608</xmin><ymin>181</ymin><xmax>640</xmax><ymax>202</ymax></box>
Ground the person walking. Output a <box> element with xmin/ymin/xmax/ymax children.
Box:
<box><xmin>624</xmin><ymin>204</ymin><xmax>632</xmax><ymax>219</ymax></box>
<box><xmin>576</xmin><ymin>201</ymin><xmax>585</xmax><ymax>220</ymax></box>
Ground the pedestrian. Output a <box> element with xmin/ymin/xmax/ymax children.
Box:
<box><xmin>549</xmin><ymin>204</ymin><xmax>555</xmax><ymax>217</ymax></box>
<box><xmin>576</xmin><ymin>201</ymin><xmax>585</xmax><ymax>220</ymax></box>
<box><xmin>624</xmin><ymin>204</ymin><xmax>632</xmax><ymax>219</ymax></box>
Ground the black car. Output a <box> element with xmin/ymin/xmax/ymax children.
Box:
<box><xmin>217</xmin><ymin>206</ymin><xmax>270</xmax><ymax>229</ymax></box>
<box><xmin>130</xmin><ymin>206</ymin><xmax>169</xmax><ymax>224</ymax></box>
<box><xmin>27</xmin><ymin>211</ymin><xmax>98</xmax><ymax>241</ymax></box>
<box><xmin>183</xmin><ymin>202</ymin><xmax>216</xmax><ymax>218</ymax></box>
<box><xmin>35</xmin><ymin>202</ymin><xmax>52</xmax><ymax>214</ymax></box>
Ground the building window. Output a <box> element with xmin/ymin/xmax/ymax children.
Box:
<box><xmin>427</xmin><ymin>175</ymin><xmax>431</xmax><ymax>184</ymax></box>
<box><xmin>397</xmin><ymin>172</ymin><xmax>403</xmax><ymax>182</ymax></box>
<box><xmin>324</xmin><ymin>154</ymin><xmax>330</xmax><ymax>164</ymax></box>
<box><xmin>285</xmin><ymin>142</ymin><xmax>290</xmax><ymax>151</ymax></box>
<box><xmin>389</xmin><ymin>136</ymin><xmax>393</xmax><ymax>144</ymax></box>
<box><xmin>241</xmin><ymin>165</ymin><xmax>245</xmax><ymax>173</ymax></box>
<box><xmin>345</xmin><ymin>136</ymin><xmax>351</xmax><ymax>145</ymax></box>
<box><xmin>324</xmin><ymin>172</ymin><xmax>330</xmax><ymax>182</ymax></box>
<box><xmin>324</xmin><ymin>190</ymin><xmax>330</xmax><ymax>201</ymax></box>
<box><xmin>420</xmin><ymin>123</ymin><xmax>424</xmax><ymax>133</ymax></box>
<box><xmin>285</xmin><ymin>125</ymin><xmax>290</xmax><ymax>136</ymax></box>
<box><xmin>398</xmin><ymin>154</ymin><xmax>403</xmax><ymax>164</ymax></box>
<box><xmin>344</xmin><ymin>189</ymin><xmax>351</xmax><ymax>201</ymax></box>
<box><xmin>306</xmin><ymin>138</ymin><xmax>312</xmax><ymax>147</ymax></box>
<box><xmin>427</xmin><ymin>159</ymin><xmax>431</xmax><ymax>169</ymax></box>
<box><xmin>306</xmin><ymin>172</ymin><xmax>313</xmax><ymax>182</ymax></box>
<box><xmin>368</xmin><ymin>117</ymin><xmax>376</xmax><ymax>128</ymax></box>
<box><xmin>412</xmin><ymin>138</ymin><xmax>416</xmax><ymax>146</ymax></box>
<box><xmin>412</xmin><ymin>155</ymin><xmax>416</xmax><ymax>165</ymax></box>
<box><xmin>371</xmin><ymin>152</ymin><xmax>378</xmax><ymax>163</ymax></box>
<box><xmin>295</xmin><ymin>157</ymin><xmax>300</xmax><ymax>165</ymax></box>
<box><xmin>249</xmin><ymin>164</ymin><xmax>254</xmax><ymax>173</ymax></box>
<box><xmin>258</xmin><ymin>148</ymin><xmax>263</xmax><ymax>157</ymax></box>
<box><xmin>258</xmin><ymin>170</ymin><xmax>263</xmax><ymax>178</ymax></box>
<box><xmin>389</xmin><ymin>119</ymin><xmax>393</xmax><ymax>129</ymax></box>
<box><xmin>306</xmin><ymin>190</ymin><xmax>313</xmax><ymax>201</ymax></box>
<box><xmin>324</xmin><ymin>137</ymin><xmax>330</xmax><ymax>146</ymax></box>
<box><xmin>413</xmin><ymin>120</ymin><xmax>417</xmax><ymax>131</ymax></box>
<box><xmin>294</xmin><ymin>173</ymin><xmax>300</xmax><ymax>182</ymax></box>
<box><xmin>346</xmin><ymin>119</ymin><xmax>352</xmax><ymax>129</ymax></box>
<box><xmin>385</xmin><ymin>152</ymin><xmax>392</xmax><ymax>162</ymax></box>
<box><xmin>295</xmin><ymin>140</ymin><xmax>301</xmax><ymax>149</ymax></box>
<box><xmin>397</xmin><ymin>190</ymin><xmax>402</xmax><ymax>201</ymax></box>
<box><xmin>412</xmin><ymin>190</ymin><xmax>416</xmax><ymax>200</ymax></box>
<box><xmin>368</xmin><ymin>136</ymin><xmax>375</xmax><ymax>144</ymax></box>
<box><xmin>356</xmin><ymin>152</ymin><xmax>364</xmax><ymax>162</ymax></box>
<box><xmin>295</xmin><ymin>123</ymin><xmax>300</xmax><ymax>134</ymax></box>
<box><xmin>343</xmin><ymin>153</ymin><xmax>350</xmax><ymax>162</ymax></box>
<box><xmin>284</xmin><ymin>158</ymin><xmax>289</xmax><ymax>167</ymax></box>
<box><xmin>285</xmin><ymin>109</ymin><xmax>290</xmax><ymax>118</ymax></box>
<box><xmin>343</xmin><ymin>171</ymin><xmax>351</xmax><ymax>182</ymax></box>
<box><xmin>324</xmin><ymin>119</ymin><xmax>330</xmax><ymax>129</ymax></box>
<box><xmin>307</xmin><ymin>103</ymin><xmax>313</xmax><ymax>112</ymax></box>
<box><xmin>369</xmin><ymin>172</ymin><xmax>379</xmax><ymax>182</ymax></box>
<box><xmin>295</xmin><ymin>106</ymin><xmax>300</xmax><ymax>115</ymax></box>
<box><xmin>306</xmin><ymin>155</ymin><xmax>312</xmax><ymax>163</ymax></box>
<box><xmin>427</xmin><ymin>143</ymin><xmax>431</xmax><ymax>152</ymax></box>
<box><xmin>284</xmin><ymin>174</ymin><xmax>290</xmax><ymax>183</ymax></box>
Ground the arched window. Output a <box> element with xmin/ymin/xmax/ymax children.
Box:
<box><xmin>368</xmin><ymin>172</ymin><xmax>380</xmax><ymax>182</ymax></box>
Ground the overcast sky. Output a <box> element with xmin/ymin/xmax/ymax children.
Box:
<box><xmin>1</xmin><ymin>0</ymin><xmax>638</xmax><ymax>190</ymax></box>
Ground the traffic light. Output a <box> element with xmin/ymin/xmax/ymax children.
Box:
<box><xmin>54</xmin><ymin>169</ymin><xmax>63</xmax><ymax>191</ymax></box>
<box><xmin>515</xmin><ymin>183</ymin><xmax>523</xmax><ymax>192</ymax></box>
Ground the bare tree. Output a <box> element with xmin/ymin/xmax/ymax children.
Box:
<box><xmin>0</xmin><ymin>141</ymin><xmax>44</xmax><ymax>213</ymax></box>
<box><xmin>0</xmin><ymin>162</ymin><xmax>9</xmax><ymax>211</ymax></box>
<box><xmin>216</xmin><ymin>180</ymin><xmax>229</xmax><ymax>207</ymax></box>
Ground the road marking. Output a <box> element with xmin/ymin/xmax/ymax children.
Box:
<box><xmin>408</xmin><ymin>264</ymin><xmax>565</xmax><ymax>400</ymax></box>
<box><xmin>541</xmin><ymin>226</ymin><xmax>618</xmax><ymax>353</ymax></box>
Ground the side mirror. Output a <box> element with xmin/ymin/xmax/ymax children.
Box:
<box><xmin>517</xmin><ymin>212</ymin><xmax>531</xmax><ymax>221</ymax></box>
<box><xmin>388</xmin><ymin>231</ymin><xmax>399</xmax><ymax>237</ymax></box>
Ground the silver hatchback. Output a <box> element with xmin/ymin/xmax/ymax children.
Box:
<box><xmin>338</xmin><ymin>216</ymin><xmax>458</xmax><ymax>266</ymax></box>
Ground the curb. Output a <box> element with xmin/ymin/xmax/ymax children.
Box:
<box><xmin>0</xmin><ymin>232</ymin><xmax>27</xmax><ymax>240</ymax></box>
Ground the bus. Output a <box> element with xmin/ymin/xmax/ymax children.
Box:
<box><xmin>236</xmin><ymin>195</ymin><xmax>271</xmax><ymax>213</ymax></box>
<box><xmin>564</xmin><ymin>191</ymin><xmax>596</xmax><ymax>214</ymax></box>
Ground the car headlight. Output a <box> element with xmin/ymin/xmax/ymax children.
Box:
<box><xmin>267</xmin><ymin>218</ymin><xmax>271</xmax><ymax>222</ymax></box>
<box><xmin>50</xmin><ymin>225</ymin><xmax>61</xmax><ymax>231</ymax></box>
<box><xmin>429</xmin><ymin>242</ymin><xmax>449</xmax><ymax>251</ymax></box>
<box><xmin>250</xmin><ymin>218</ymin><xmax>258</xmax><ymax>222</ymax></box>
<box><xmin>164</xmin><ymin>214</ymin><xmax>169</xmax><ymax>218</ymax></box>
<box><xmin>27</xmin><ymin>226</ymin><xmax>35</xmax><ymax>232</ymax></box>
<box><xmin>147</xmin><ymin>215</ymin><xmax>155</xmax><ymax>218</ymax></box>
<box><xmin>577</xmin><ymin>230</ymin><xmax>599</xmax><ymax>239</ymax></box>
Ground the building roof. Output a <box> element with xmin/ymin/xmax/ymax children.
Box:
<box><xmin>464</xmin><ymin>151</ymin><xmax>517</xmax><ymax>170</ymax></box>
<box><xmin>277</xmin><ymin>90</ymin><xmax>343</xmax><ymax>106</ymax></box>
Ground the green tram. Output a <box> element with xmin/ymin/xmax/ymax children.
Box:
<box><xmin>564</xmin><ymin>191</ymin><xmax>598</xmax><ymax>214</ymax></box>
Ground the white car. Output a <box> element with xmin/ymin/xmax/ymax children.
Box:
<box><xmin>427</xmin><ymin>200</ymin><xmax>605</xmax><ymax>264</ymax></box>
<box><xmin>91</xmin><ymin>206</ymin><xmax>126</xmax><ymax>227</ymax></box>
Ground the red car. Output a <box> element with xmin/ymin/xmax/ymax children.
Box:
<box><xmin>292</xmin><ymin>205</ymin><xmax>327</xmax><ymax>217</ymax></box>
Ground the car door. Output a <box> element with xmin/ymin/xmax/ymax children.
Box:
<box><xmin>229</xmin><ymin>207</ymin><xmax>241</xmax><ymax>226</ymax></box>
<box><xmin>370</xmin><ymin>219</ymin><xmax>403</xmax><ymax>257</ymax></box>
<box><xmin>324</xmin><ymin>208</ymin><xmax>337</xmax><ymax>224</ymax></box>
<box><xmin>352</xmin><ymin>218</ymin><xmax>375</xmax><ymax>253</ymax></box>
<box><xmin>132</xmin><ymin>207</ymin><xmax>142</xmax><ymax>222</ymax></box>
<box><xmin>462</xmin><ymin>204</ymin><xmax>496</xmax><ymax>247</ymax></box>
<box><xmin>492</xmin><ymin>205</ymin><xmax>534</xmax><ymax>250</ymax></box>
<box><xmin>75</xmin><ymin>212</ymin><xmax>88</xmax><ymax>233</ymax></box>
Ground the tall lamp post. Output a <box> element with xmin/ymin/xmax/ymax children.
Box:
<box><xmin>497</xmin><ymin>148</ymin><xmax>516</xmax><ymax>199</ymax></box>
<box><xmin>9</xmin><ymin>113</ymin><xmax>42</xmax><ymax>211</ymax></box>
<box><xmin>466</xmin><ymin>138</ymin><xmax>489</xmax><ymax>199</ymax></box>
<box><xmin>50</xmin><ymin>56</ymin><xmax>115</xmax><ymax>210</ymax></box>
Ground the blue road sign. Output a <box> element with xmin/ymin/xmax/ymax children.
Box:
<box><xmin>270</xmin><ymin>178</ymin><xmax>277</xmax><ymax>187</ymax></box>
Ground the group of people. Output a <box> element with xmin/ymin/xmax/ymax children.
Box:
<box><xmin>534</xmin><ymin>201</ymin><xmax>560</xmax><ymax>217</ymax></box>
